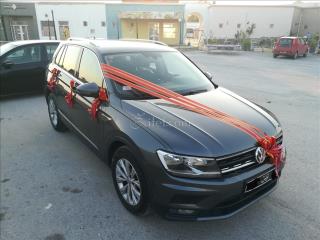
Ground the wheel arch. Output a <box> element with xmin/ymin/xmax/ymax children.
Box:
<box><xmin>105</xmin><ymin>133</ymin><xmax>146</xmax><ymax>168</ymax></box>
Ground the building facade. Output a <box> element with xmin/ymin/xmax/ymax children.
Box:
<box><xmin>2</xmin><ymin>1</ymin><xmax>318</xmax><ymax>46</ymax></box>
<box><xmin>185</xmin><ymin>3</ymin><xmax>320</xmax><ymax>45</ymax></box>
<box><xmin>106</xmin><ymin>2</ymin><xmax>185</xmax><ymax>45</ymax></box>
<box><xmin>35</xmin><ymin>3</ymin><xmax>107</xmax><ymax>40</ymax></box>
<box><xmin>0</xmin><ymin>2</ymin><xmax>39</xmax><ymax>41</ymax></box>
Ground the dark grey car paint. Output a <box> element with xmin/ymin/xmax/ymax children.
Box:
<box><xmin>45</xmin><ymin>40</ymin><xmax>284</xmax><ymax>220</ymax></box>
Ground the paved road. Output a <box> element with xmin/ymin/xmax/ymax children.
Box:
<box><xmin>1</xmin><ymin>52</ymin><xmax>319</xmax><ymax>240</ymax></box>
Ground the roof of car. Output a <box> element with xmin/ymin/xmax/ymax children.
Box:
<box><xmin>8</xmin><ymin>40</ymin><xmax>60</xmax><ymax>46</ymax></box>
<box><xmin>65</xmin><ymin>39</ymin><xmax>177</xmax><ymax>54</ymax></box>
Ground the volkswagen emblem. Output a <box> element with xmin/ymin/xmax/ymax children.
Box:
<box><xmin>255</xmin><ymin>147</ymin><xmax>266</xmax><ymax>164</ymax></box>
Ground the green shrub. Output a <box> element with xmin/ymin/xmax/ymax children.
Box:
<box><xmin>208</xmin><ymin>38</ymin><xmax>218</xmax><ymax>44</ymax></box>
<box><xmin>309</xmin><ymin>34</ymin><xmax>319</xmax><ymax>53</ymax></box>
<box><xmin>241</xmin><ymin>39</ymin><xmax>251</xmax><ymax>51</ymax></box>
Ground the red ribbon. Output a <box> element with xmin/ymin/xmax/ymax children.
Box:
<box><xmin>88</xmin><ymin>88</ymin><xmax>108</xmax><ymax>120</ymax></box>
<box><xmin>47</xmin><ymin>68</ymin><xmax>60</xmax><ymax>91</ymax></box>
<box><xmin>65</xmin><ymin>80</ymin><xmax>75</xmax><ymax>108</ymax></box>
<box><xmin>101</xmin><ymin>63</ymin><xmax>285</xmax><ymax>176</ymax></box>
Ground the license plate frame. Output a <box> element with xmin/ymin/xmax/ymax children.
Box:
<box><xmin>245</xmin><ymin>169</ymin><xmax>274</xmax><ymax>193</ymax></box>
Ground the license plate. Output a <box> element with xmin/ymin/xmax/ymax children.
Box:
<box><xmin>245</xmin><ymin>170</ymin><xmax>273</xmax><ymax>193</ymax></box>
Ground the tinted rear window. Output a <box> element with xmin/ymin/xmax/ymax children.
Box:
<box><xmin>54</xmin><ymin>45</ymin><xmax>64</xmax><ymax>65</ymax></box>
<box><xmin>279</xmin><ymin>39</ymin><xmax>292</xmax><ymax>47</ymax></box>
<box><xmin>61</xmin><ymin>45</ymin><xmax>81</xmax><ymax>76</ymax></box>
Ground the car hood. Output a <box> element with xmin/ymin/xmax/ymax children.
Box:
<box><xmin>121</xmin><ymin>87</ymin><xmax>281</xmax><ymax>157</ymax></box>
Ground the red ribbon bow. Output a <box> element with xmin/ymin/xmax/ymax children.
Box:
<box><xmin>65</xmin><ymin>80</ymin><xmax>75</xmax><ymax>108</ymax></box>
<box><xmin>101</xmin><ymin>63</ymin><xmax>286</xmax><ymax>176</ymax></box>
<box><xmin>258</xmin><ymin>136</ymin><xmax>285</xmax><ymax>177</ymax></box>
<box><xmin>47</xmin><ymin>68</ymin><xmax>60</xmax><ymax>91</ymax></box>
<box><xmin>88</xmin><ymin>88</ymin><xmax>108</xmax><ymax>120</ymax></box>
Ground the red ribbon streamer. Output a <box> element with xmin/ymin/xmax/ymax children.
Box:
<box><xmin>101</xmin><ymin>63</ymin><xmax>285</xmax><ymax>176</ymax></box>
<box><xmin>65</xmin><ymin>80</ymin><xmax>75</xmax><ymax>108</ymax></box>
<box><xmin>88</xmin><ymin>88</ymin><xmax>108</xmax><ymax>120</ymax></box>
<box><xmin>47</xmin><ymin>68</ymin><xmax>60</xmax><ymax>91</ymax></box>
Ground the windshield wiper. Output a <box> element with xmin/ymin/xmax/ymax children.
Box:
<box><xmin>181</xmin><ymin>89</ymin><xmax>208</xmax><ymax>96</ymax></box>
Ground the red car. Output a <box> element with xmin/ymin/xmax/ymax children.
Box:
<box><xmin>273</xmin><ymin>37</ymin><xmax>309</xmax><ymax>59</ymax></box>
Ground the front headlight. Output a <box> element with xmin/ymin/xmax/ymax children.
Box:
<box><xmin>157</xmin><ymin>150</ymin><xmax>221</xmax><ymax>178</ymax></box>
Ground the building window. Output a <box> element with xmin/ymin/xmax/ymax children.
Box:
<box><xmin>59</xmin><ymin>21</ymin><xmax>70</xmax><ymax>40</ymax></box>
<box><xmin>11</xmin><ymin>25</ymin><xmax>29</xmax><ymax>40</ymax></box>
<box><xmin>41</xmin><ymin>21</ymin><xmax>55</xmax><ymax>37</ymax></box>
<box><xmin>219</xmin><ymin>23</ymin><xmax>223</xmax><ymax>28</ymax></box>
<box><xmin>83</xmin><ymin>21</ymin><xmax>88</xmax><ymax>27</ymax></box>
<box><xmin>163</xmin><ymin>23</ymin><xmax>176</xmax><ymax>39</ymax></box>
<box><xmin>270</xmin><ymin>24</ymin><xmax>274</xmax><ymax>28</ymax></box>
<box><xmin>304</xmin><ymin>25</ymin><xmax>308</xmax><ymax>29</ymax></box>
<box><xmin>101</xmin><ymin>21</ymin><xmax>106</xmax><ymax>27</ymax></box>
<box><xmin>237</xmin><ymin>24</ymin><xmax>241</xmax><ymax>28</ymax></box>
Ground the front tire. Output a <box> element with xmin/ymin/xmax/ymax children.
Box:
<box><xmin>47</xmin><ymin>94</ymin><xmax>67</xmax><ymax>132</ymax></box>
<box><xmin>273</xmin><ymin>54</ymin><xmax>278</xmax><ymax>58</ymax></box>
<box><xmin>112</xmin><ymin>146</ymin><xmax>148</xmax><ymax>215</ymax></box>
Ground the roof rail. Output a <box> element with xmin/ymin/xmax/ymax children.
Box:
<box><xmin>120</xmin><ymin>38</ymin><xmax>168</xmax><ymax>46</ymax></box>
<box><xmin>66</xmin><ymin>37</ymin><xmax>100</xmax><ymax>47</ymax></box>
<box><xmin>67</xmin><ymin>37</ymin><xmax>88</xmax><ymax>41</ymax></box>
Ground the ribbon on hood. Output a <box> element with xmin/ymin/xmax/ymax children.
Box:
<box><xmin>101</xmin><ymin>64</ymin><xmax>285</xmax><ymax>176</ymax></box>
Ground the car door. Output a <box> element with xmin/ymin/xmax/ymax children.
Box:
<box><xmin>54</xmin><ymin>44</ymin><xmax>82</xmax><ymax>121</ymax></box>
<box><xmin>69</xmin><ymin>48</ymin><xmax>110</xmax><ymax>150</ymax></box>
<box><xmin>0</xmin><ymin>44</ymin><xmax>43</xmax><ymax>96</ymax></box>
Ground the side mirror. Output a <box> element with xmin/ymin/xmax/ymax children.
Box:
<box><xmin>75</xmin><ymin>82</ymin><xmax>99</xmax><ymax>98</ymax></box>
<box><xmin>2</xmin><ymin>60</ymin><xmax>14</xmax><ymax>69</ymax></box>
<box><xmin>204</xmin><ymin>71</ymin><xmax>213</xmax><ymax>80</ymax></box>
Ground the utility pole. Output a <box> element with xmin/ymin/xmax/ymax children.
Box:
<box><xmin>45</xmin><ymin>14</ymin><xmax>51</xmax><ymax>40</ymax></box>
<box><xmin>51</xmin><ymin>10</ymin><xmax>57</xmax><ymax>40</ymax></box>
<box><xmin>297</xmin><ymin>13</ymin><xmax>302</xmax><ymax>37</ymax></box>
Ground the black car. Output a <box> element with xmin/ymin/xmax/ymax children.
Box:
<box><xmin>45</xmin><ymin>39</ymin><xmax>285</xmax><ymax>221</ymax></box>
<box><xmin>0</xmin><ymin>40</ymin><xmax>59</xmax><ymax>97</ymax></box>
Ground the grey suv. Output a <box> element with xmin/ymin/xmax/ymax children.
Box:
<box><xmin>45</xmin><ymin>39</ymin><xmax>285</xmax><ymax>221</ymax></box>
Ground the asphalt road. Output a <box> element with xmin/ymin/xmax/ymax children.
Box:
<box><xmin>1</xmin><ymin>52</ymin><xmax>319</xmax><ymax>240</ymax></box>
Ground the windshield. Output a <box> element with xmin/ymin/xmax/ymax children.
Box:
<box><xmin>279</xmin><ymin>38</ymin><xmax>292</xmax><ymax>48</ymax></box>
<box><xmin>104</xmin><ymin>51</ymin><xmax>214</xmax><ymax>99</ymax></box>
<box><xmin>0</xmin><ymin>43</ymin><xmax>16</xmax><ymax>57</ymax></box>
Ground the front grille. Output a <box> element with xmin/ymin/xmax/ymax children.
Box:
<box><xmin>217</xmin><ymin>148</ymin><xmax>258</xmax><ymax>175</ymax></box>
<box><xmin>217</xmin><ymin>134</ymin><xmax>283</xmax><ymax>176</ymax></box>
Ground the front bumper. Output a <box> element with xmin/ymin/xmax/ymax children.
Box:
<box><xmin>151</xmin><ymin>163</ymin><xmax>282</xmax><ymax>221</ymax></box>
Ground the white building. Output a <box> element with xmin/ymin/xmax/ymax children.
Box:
<box><xmin>206</xmin><ymin>6</ymin><xmax>294</xmax><ymax>39</ymax></box>
<box><xmin>185</xmin><ymin>2</ymin><xmax>320</xmax><ymax>44</ymax></box>
<box><xmin>35</xmin><ymin>3</ymin><xmax>107</xmax><ymax>40</ymax></box>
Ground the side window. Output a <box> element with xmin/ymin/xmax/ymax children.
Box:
<box><xmin>58</xmin><ymin>46</ymin><xmax>67</xmax><ymax>66</ymax></box>
<box><xmin>5</xmin><ymin>45</ymin><xmax>41</xmax><ymax>64</ymax></box>
<box><xmin>62</xmin><ymin>45</ymin><xmax>81</xmax><ymax>76</ymax></box>
<box><xmin>45</xmin><ymin>44</ymin><xmax>58</xmax><ymax>61</ymax></box>
<box><xmin>54</xmin><ymin>45</ymin><xmax>64</xmax><ymax>65</ymax></box>
<box><xmin>78</xmin><ymin>48</ymin><xmax>103</xmax><ymax>86</ymax></box>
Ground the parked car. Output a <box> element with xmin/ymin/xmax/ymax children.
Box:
<box><xmin>273</xmin><ymin>36</ymin><xmax>309</xmax><ymax>59</ymax></box>
<box><xmin>45</xmin><ymin>39</ymin><xmax>285</xmax><ymax>221</ymax></box>
<box><xmin>0</xmin><ymin>40</ymin><xmax>60</xmax><ymax>97</ymax></box>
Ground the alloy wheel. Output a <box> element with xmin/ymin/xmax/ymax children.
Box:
<box><xmin>48</xmin><ymin>99</ymin><xmax>58</xmax><ymax>126</ymax></box>
<box><xmin>115</xmin><ymin>158</ymin><xmax>142</xmax><ymax>206</ymax></box>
